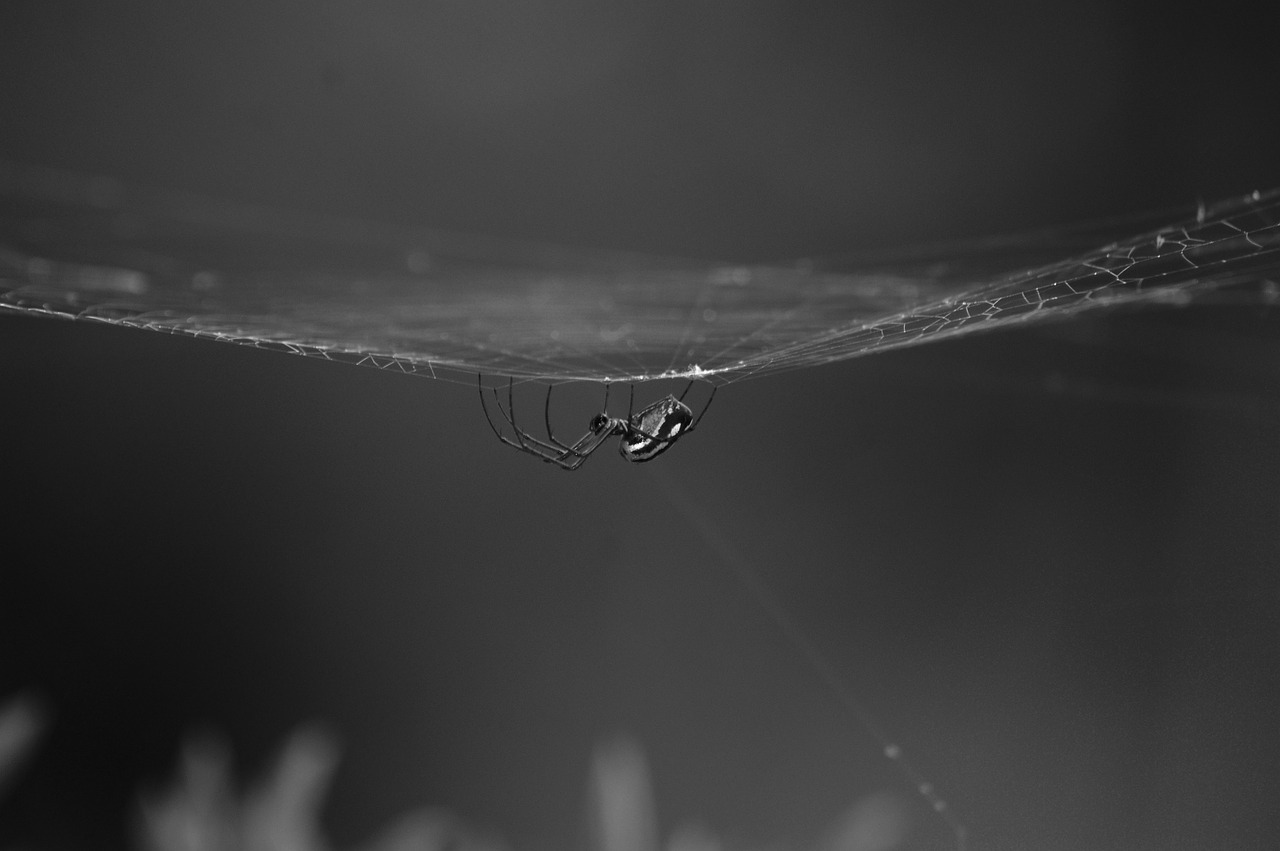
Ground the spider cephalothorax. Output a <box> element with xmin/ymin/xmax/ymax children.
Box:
<box><xmin>479</xmin><ymin>378</ymin><xmax>715</xmax><ymax>470</ymax></box>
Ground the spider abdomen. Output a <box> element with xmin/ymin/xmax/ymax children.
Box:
<box><xmin>620</xmin><ymin>396</ymin><xmax>693</xmax><ymax>462</ymax></box>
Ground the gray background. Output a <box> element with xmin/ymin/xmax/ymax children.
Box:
<box><xmin>3</xmin><ymin>2</ymin><xmax>1280</xmax><ymax>850</ymax></box>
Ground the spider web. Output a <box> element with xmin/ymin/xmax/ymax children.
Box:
<box><xmin>2</xmin><ymin>160</ymin><xmax>1278</xmax><ymax>386</ymax></box>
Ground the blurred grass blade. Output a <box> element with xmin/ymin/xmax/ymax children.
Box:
<box><xmin>589</xmin><ymin>737</ymin><xmax>659</xmax><ymax>851</ymax></box>
<box><xmin>0</xmin><ymin>691</ymin><xmax>47</xmax><ymax>797</ymax></box>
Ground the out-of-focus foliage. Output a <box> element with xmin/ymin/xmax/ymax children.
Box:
<box><xmin>587</xmin><ymin>737</ymin><xmax>909</xmax><ymax>851</ymax></box>
<box><xmin>0</xmin><ymin>692</ymin><xmax>46</xmax><ymax>800</ymax></box>
<box><xmin>135</xmin><ymin>726</ymin><xmax>508</xmax><ymax>851</ymax></box>
<box><xmin>3</xmin><ymin>699</ymin><xmax>907</xmax><ymax>851</ymax></box>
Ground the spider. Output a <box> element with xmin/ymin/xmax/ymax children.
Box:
<box><xmin>478</xmin><ymin>376</ymin><xmax>716</xmax><ymax>470</ymax></box>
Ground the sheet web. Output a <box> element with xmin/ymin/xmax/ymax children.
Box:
<box><xmin>2</xmin><ymin>161</ymin><xmax>1279</xmax><ymax>388</ymax></box>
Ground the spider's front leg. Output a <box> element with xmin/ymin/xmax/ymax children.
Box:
<box><xmin>544</xmin><ymin>384</ymin><xmax>617</xmax><ymax>460</ymax></box>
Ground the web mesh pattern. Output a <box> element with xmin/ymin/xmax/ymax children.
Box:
<box><xmin>2</xmin><ymin>161</ymin><xmax>1278</xmax><ymax>386</ymax></box>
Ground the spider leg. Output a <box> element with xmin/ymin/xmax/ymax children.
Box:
<box><xmin>489</xmin><ymin>379</ymin><xmax>569</xmax><ymax>457</ymax></box>
<box><xmin>478</xmin><ymin>375</ymin><xmax>616</xmax><ymax>469</ymax></box>
<box><xmin>545</xmin><ymin>382</ymin><xmax>634</xmax><ymax>465</ymax></box>
<box><xmin>481</xmin><ymin>377</ymin><xmax>520</xmax><ymax>435</ymax></box>
<box><xmin>478</xmin><ymin>374</ymin><xmax>513</xmax><ymax>444</ymax></box>
<box><xmin>557</xmin><ymin>382</ymin><xmax>621</xmax><ymax>458</ymax></box>
<box><xmin>478</xmin><ymin>376</ymin><xmax>550</xmax><ymax>455</ymax></box>
<box><xmin>544</xmin><ymin>384</ymin><xmax>561</xmax><ymax>447</ymax></box>
<box><xmin>506</xmin><ymin>377</ymin><xmax>522</xmax><ymax>446</ymax></box>
<box><xmin>490</xmin><ymin>379</ymin><xmax>543</xmax><ymax>456</ymax></box>
<box><xmin>686</xmin><ymin>382</ymin><xmax>717</xmax><ymax>433</ymax></box>
<box><xmin>565</xmin><ymin>421</ymin><xmax>618</xmax><ymax>466</ymax></box>
<box><xmin>479</xmin><ymin>376</ymin><xmax>551</xmax><ymax>452</ymax></box>
<box><xmin>506</xmin><ymin>380</ymin><xmax>574</xmax><ymax>460</ymax></box>
<box><xmin>545</xmin><ymin>384</ymin><xmax>617</xmax><ymax>460</ymax></box>
<box><xmin>544</xmin><ymin>384</ymin><xmax>583</xmax><ymax>455</ymax></box>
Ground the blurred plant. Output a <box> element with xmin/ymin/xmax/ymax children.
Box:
<box><xmin>809</xmin><ymin>794</ymin><xmax>909</xmax><ymax>851</ymax></box>
<box><xmin>135</xmin><ymin>725</ymin><xmax>508</xmax><ymax>851</ymax></box>
<box><xmin>589</xmin><ymin>737</ymin><xmax>908</xmax><ymax>851</ymax></box>
<box><xmin>0</xmin><ymin>691</ymin><xmax>47</xmax><ymax>801</ymax></box>
<box><xmin>3</xmin><ymin>699</ymin><xmax>907</xmax><ymax>851</ymax></box>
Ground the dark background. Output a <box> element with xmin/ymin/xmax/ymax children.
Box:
<box><xmin>2</xmin><ymin>2</ymin><xmax>1279</xmax><ymax>850</ymax></box>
